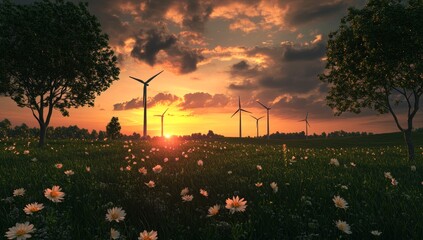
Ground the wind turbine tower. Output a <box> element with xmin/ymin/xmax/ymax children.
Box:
<box><xmin>129</xmin><ymin>70</ymin><xmax>163</xmax><ymax>139</ymax></box>
<box><xmin>154</xmin><ymin>108</ymin><xmax>169</xmax><ymax>138</ymax></box>
<box><xmin>251</xmin><ymin>115</ymin><xmax>264</xmax><ymax>138</ymax></box>
<box><xmin>256</xmin><ymin>101</ymin><xmax>271</xmax><ymax>139</ymax></box>
<box><xmin>231</xmin><ymin>97</ymin><xmax>251</xmax><ymax>138</ymax></box>
<box><xmin>300</xmin><ymin>112</ymin><xmax>310</xmax><ymax>140</ymax></box>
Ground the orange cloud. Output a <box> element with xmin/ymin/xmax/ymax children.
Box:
<box><xmin>229</xmin><ymin>18</ymin><xmax>257</xmax><ymax>33</ymax></box>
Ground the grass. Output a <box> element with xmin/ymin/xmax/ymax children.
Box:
<box><xmin>1</xmin><ymin>133</ymin><xmax>423</xmax><ymax>239</ymax></box>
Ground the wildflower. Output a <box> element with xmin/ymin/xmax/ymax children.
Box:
<box><xmin>256</xmin><ymin>165</ymin><xmax>262</xmax><ymax>171</ymax></box>
<box><xmin>207</xmin><ymin>204</ymin><xmax>220</xmax><ymax>217</ymax></box>
<box><xmin>197</xmin><ymin>160</ymin><xmax>204</xmax><ymax>166</ymax></box>
<box><xmin>335</xmin><ymin>220</ymin><xmax>352</xmax><ymax>234</ymax></box>
<box><xmin>106</xmin><ymin>207</ymin><xmax>126</xmax><ymax>222</ymax></box>
<box><xmin>175</xmin><ymin>157</ymin><xmax>179</xmax><ymax>161</ymax></box>
<box><xmin>182</xmin><ymin>195</ymin><xmax>194</xmax><ymax>202</ymax></box>
<box><xmin>270</xmin><ymin>182</ymin><xmax>278</xmax><ymax>193</ymax></box>
<box><xmin>341</xmin><ymin>185</ymin><xmax>348</xmax><ymax>190</ymax></box>
<box><xmin>110</xmin><ymin>228</ymin><xmax>120</xmax><ymax>239</ymax></box>
<box><xmin>225</xmin><ymin>196</ymin><xmax>247</xmax><ymax>213</ymax></box>
<box><xmin>384</xmin><ymin>172</ymin><xmax>392</xmax><ymax>179</ymax></box>
<box><xmin>163</xmin><ymin>157</ymin><xmax>169</xmax><ymax>163</ymax></box>
<box><xmin>152</xmin><ymin>165</ymin><xmax>162</xmax><ymax>173</ymax></box>
<box><xmin>200</xmin><ymin>189</ymin><xmax>208</xmax><ymax>197</ymax></box>
<box><xmin>138</xmin><ymin>167</ymin><xmax>147</xmax><ymax>175</ymax></box>
<box><xmin>23</xmin><ymin>150</ymin><xmax>30</xmax><ymax>155</ymax></box>
<box><xmin>4</xmin><ymin>222</ymin><xmax>35</xmax><ymax>240</ymax></box>
<box><xmin>23</xmin><ymin>202</ymin><xmax>44</xmax><ymax>215</ymax></box>
<box><xmin>227</xmin><ymin>171</ymin><xmax>232</xmax><ymax>175</ymax></box>
<box><xmin>44</xmin><ymin>186</ymin><xmax>65</xmax><ymax>203</ymax></box>
<box><xmin>64</xmin><ymin>170</ymin><xmax>74</xmax><ymax>176</ymax></box>
<box><xmin>332</xmin><ymin>196</ymin><xmax>348</xmax><ymax>209</ymax></box>
<box><xmin>255</xmin><ymin>182</ymin><xmax>263</xmax><ymax>187</ymax></box>
<box><xmin>411</xmin><ymin>165</ymin><xmax>416</xmax><ymax>172</ymax></box>
<box><xmin>350</xmin><ymin>162</ymin><xmax>356</xmax><ymax>167</ymax></box>
<box><xmin>145</xmin><ymin>181</ymin><xmax>156</xmax><ymax>188</ymax></box>
<box><xmin>330</xmin><ymin>158</ymin><xmax>340</xmax><ymax>166</ymax></box>
<box><xmin>86</xmin><ymin>166</ymin><xmax>91</xmax><ymax>172</ymax></box>
<box><xmin>13</xmin><ymin>188</ymin><xmax>25</xmax><ymax>197</ymax></box>
<box><xmin>125</xmin><ymin>165</ymin><xmax>131</xmax><ymax>171</ymax></box>
<box><xmin>391</xmin><ymin>178</ymin><xmax>398</xmax><ymax>186</ymax></box>
<box><xmin>180</xmin><ymin>187</ymin><xmax>189</xmax><ymax>196</ymax></box>
<box><xmin>138</xmin><ymin>230</ymin><xmax>158</xmax><ymax>240</ymax></box>
<box><xmin>371</xmin><ymin>230</ymin><xmax>382</xmax><ymax>236</ymax></box>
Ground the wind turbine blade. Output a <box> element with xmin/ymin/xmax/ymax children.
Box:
<box><xmin>231</xmin><ymin>109</ymin><xmax>240</xmax><ymax>118</ymax></box>
<box><xmin>145</xmin><ymin>70</ymin><xmax>164</xmax><ymax>84</ymax></box>
<box><xmin>240</xmin><ymin>109</ymin><xmax>252</xmax><ymax>113</ymax></box>
<box><xmin>256</xmin><ymin>100</ymin><xmax>269</xmax><ymax>109</ymax></box>
<box><xmin>238</xmin><ymin>96</ymin><xmax>241</xmax><ymax>109</ymax></box>
<box><xmin>258</xmin><ymin>116</ymin><xmax>264</xmax><ymax>120</ymax></box>
<box><xmin>154</xmin><ymin>115</ymin><xmax>161</xmax><ymax>117</ymax></box>
<box><xmin>162</xmin><ymin>108</ymin><xmax>169</xmax><ymax>116</ymax></box>
<box><xmin>250</xmin><ymin>115</ymin><xmax>258</xmax><ymax>120</ymax></box>
<box><xmin>306</xmin><ymin>112</ymin><xmax>309</xmax><ymax>119</ymax></box>
<box><xmin>129</xmin><ymin>76</ymin><xmax>146</xmax><ymax>84</ymax></box>
<box><xmin>299</xmin><ymin>119</ymin><xmax>305</xmax><ymax>122</ymax></box>
<box><xmin>307</xmin><ymin>121</ymin><xmax>311</xmax><ymax>127</ymax></box>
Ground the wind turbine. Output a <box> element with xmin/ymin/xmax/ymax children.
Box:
<box><xmin>129</xmin><ymin>70</ymin><xmax>163</xmax><ymax>138</ymax></box>
<box><xmin>231</xmin><ymin>97</ymin><xmax>251</xmax><ymax>138</ymax></box>
<box><xmin>256</xmin><ymin>101</ymin><xmax>271</xmax><ymax>139</ymax></box>
<box><xmin>154</xmin><ymin>108</ymin><xmax>169</xmax><ymax>138</ymax></box>
<box><xmin>299</xmin><ymin>112</ymin><xmax>310</xmax><ymax>140</ymax></box>
<box><xmin>251</xmin><ymin>115</ymin><xmax>264</xmax><ymax>138</ymax></box>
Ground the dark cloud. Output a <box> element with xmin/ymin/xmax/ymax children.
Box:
<box><xmin>131</xmin><ymin>28</ymin><xmax>178</xmax><ymax>66</ymax></box>
<box><xmin>131</xmin><ymin>27</ymin><xmax>204</xmax><ymax>74</ymax></box>
<box><xmin>284</xmin><ymin>42</ymin><xmax>326</xmax><ymax>61</ymax></box>
<box><xmin>228</xmin><ymin>80</ymin><xmax>257</xmax><ymax>90</ymax></box>
<box><xmin>113</xmin><ymin>92</ymin><xmax>180</xmax><ymax>111</ymax></box>
<box><xmin>286</xmin><ymin>1</ymin><xmax>348</xmax><ymax>26</ymax></box>
<box><xmin>182</xmin><ymin>0</ymin><xmax>213</xmax><ymax>32</ymax></box>
<box><xmin>178</xmin><ymin>92</ymin><xmax>230</xmax><ymax>109</ymax></box>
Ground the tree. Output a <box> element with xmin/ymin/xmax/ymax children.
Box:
<box><xmin>320</xmin><ymin>0</ymin><xmax>423</xmax><ymax>161</ymax></box>
<box><xmin>0</xmin><ymin>118</ymin><xmax>11</xmax><ymax>138</ymax></box>
<box><xmin>0</xmin><ymin>0</ymin><xmax>119</xmax><ymax>146</ymax></box>
<box><xmin>106</xmin><ymin>117</ymin><xmax>121</xmax><ymax>140</ymax></box>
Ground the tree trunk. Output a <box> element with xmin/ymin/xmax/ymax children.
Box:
<box><xmin>39</xmin><ymin>123</ymin><xmax>46</xmax><ymax>147</ymax></box>
<box><xmin>403</xmin><ymin>129</ymin><xmax>414</xmax><ymax>161</ymax></box>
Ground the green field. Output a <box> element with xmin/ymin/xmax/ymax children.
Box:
<box><xmin>1</xmin><ymin>133</ymin><xmax>423</xmax><ymax>239</ymax></box>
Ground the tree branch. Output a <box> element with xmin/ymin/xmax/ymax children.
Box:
<box><xmin>385</xmin><ymin>88</ymin><xmax>404</xmax><ymax>132</ymax></box>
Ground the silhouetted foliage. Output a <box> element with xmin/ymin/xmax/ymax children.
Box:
<box><xmin>106</xmin><ymin>117</ymin><xmax>121</xmax><ymax>140</ymax></box>
<box><xmin>0</xmin><ymin>0</ymin><xmax>119</xmax><ymax>146</ymax></box>
<box><xmin>320</xmin><ymin>0</ymin><xmax>423</xmax><ymax>161</ymax></box>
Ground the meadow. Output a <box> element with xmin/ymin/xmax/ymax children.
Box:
<box><xmin>1</xmin><ymin>133</ymin><xmax>423</xmax><ymax>239</ymax></box>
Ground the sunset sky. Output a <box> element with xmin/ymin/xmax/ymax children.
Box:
<box><xmin>1</xmin><ymin>0</ymin><xmax>422</xmax><ymax>137</ymax></box>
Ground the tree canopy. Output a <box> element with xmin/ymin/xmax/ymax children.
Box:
<box><xmin>320</xmin><ymin>0</ymin><xmax>423</xmax><ymax>160</ymax></box>
<box><xmin>106</xmin><ymin>117</ymin><xmax>121</xmax><ymax>140</ymax></box>
<box><xmin>0</xmin><ymin>0</ymin><xmax>119</xmax><ymax>146</ymax></box>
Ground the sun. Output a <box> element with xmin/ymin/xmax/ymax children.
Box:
<box><xmin>165</xmin><ymin>134</ymin><xmax>171</xmax><ymax>139</ymax></box>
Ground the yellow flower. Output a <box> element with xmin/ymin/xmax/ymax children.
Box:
<box><xmin>332</xmin><ymin>196</ymin><xmax>348</xmax><ymax>209</ymax></box>
<box><xmin>5</xmin><ymin>222</ymin><xmax>35</xmax><ymax>240</ymax></box>
<box><xmin>225</xmin><ymin>196</ymin><xmax>247</xmax><ymax>213</ymax></box>
<box><xmin>207</xmin><ymin>204</ymin><xmax>220</xmax><ymax>217</ymax></box>
<box><xmin>23</xmin><ymin>202</ymin><xmax>44</xmax><ymax>215</ymax></box>
<box><xmin>13</xmin><ymin>188</ymin><xmax>25</xmax><ymax>197</ymax></box>
<box><xmin>44</xmin><ymin>186</ymin><xmax>65</xmax><ymax>203</ymax></box>
<box><xmin>335</xmin><ymin>220</ymin><xmax>352</xmax><ymax>234</ymax></box>
<box><xmin>138</xmin><ymin>230</ymin><xmax>158</xmax><ymax>240</ymax></box>
<box><xmin>106</xmin><ymin>207</ymin><xmax>126</xmax><ymax>222</ymax></box>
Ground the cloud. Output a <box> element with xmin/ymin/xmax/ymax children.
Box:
<box><xmin>114</xmin><ymin>92</ymin><xmax>180</xmax><ymax>111</ymax></box>
<box><xmin>178</xmin><ymin>92</ymin><xmax>230</xmax><ymax>109</ymax></box>
<box><xmin>229</xmin><ymin>18</ymin><xmax>257</xmax><ymax>33</ymax></box>
<box><xmin>131</xmin><ymin>26</ymin><xmax>204</xmax><ymax>74</ymax></box>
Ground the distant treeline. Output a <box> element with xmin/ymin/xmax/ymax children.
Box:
<box><xmin>1</xmin><ymin>118</ymin><xmax>422</xmax><ymax>140</ymax></box>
